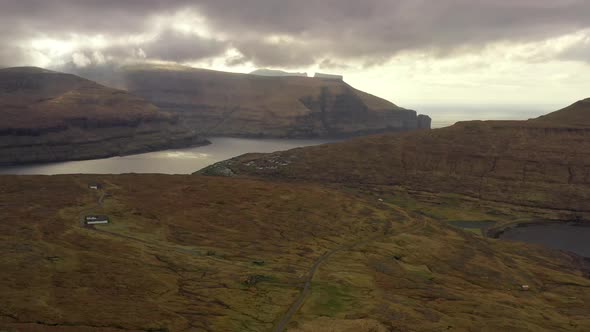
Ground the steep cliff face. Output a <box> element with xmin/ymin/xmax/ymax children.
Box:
<box><xmin>122</xmin><ymin>65</ymin><xmax>430</xmax><ymax>138</ymax></box>
<box><xmin>200</xmin><ymin>99</ymin><xmax>590</xmax><ymax>213</ymax></box>
<box><xmin>0</xmin><ymin>67</ymin><xmax>206</xmax><ymax>165</ymax></box>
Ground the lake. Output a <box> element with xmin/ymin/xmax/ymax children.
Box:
<box><xmin>499</xmin><ymin>222</ymin><xmax>590</xmax><ymax>258</ymax></box>
<box><xmin>0</xmin><ymin>137</ymin><xmax>337</xmax><ymax>175</ymax></box>
<box><xmin>447</xmin><ymin>220</ymin><xmax>590</xmax><ymax>258</ymax></box>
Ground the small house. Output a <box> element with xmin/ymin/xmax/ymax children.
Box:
<box><xmin>89</xmin><ymin>184</ymin><xmax>101</xmax><ymax>190</ymax></box>
<box><xmin>84</xmin><ymin>215</ymin><xmax>109</xmax><ymax>225</ymax></box>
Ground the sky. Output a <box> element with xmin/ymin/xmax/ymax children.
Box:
<box><xmin>1</xmin><ymin>0</ymin><xmax>590</xmax><ymax>115</ymax></box>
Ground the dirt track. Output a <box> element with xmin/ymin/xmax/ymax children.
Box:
<box><xmin>272</xmin><ymin>204</ymin><xmax>426</xmax><ymax>332</ymax></box>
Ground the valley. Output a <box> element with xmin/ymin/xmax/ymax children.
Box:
<box><xmin>1</xmin><ymin>74</ymin><xmax>589</xmax><ymax>331</ymax></box>
<box><xmin>0</xmin><ymin>65</ymin><xmax>430</xmax><ymax>166</ymax></box>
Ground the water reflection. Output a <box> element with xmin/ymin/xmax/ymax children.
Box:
<box><xmin>0</xmin><ymin>137</ymin><xmax>338</xmax><ymax>175</ymax></box>
<box><xmin>499</xmin><ymin>222</ymin><xmax>590</xmax><ymax>258</ymax></box>
<box><xmin>163</xmin><ymin>151</ymin><xmax>211</xmax><ymax>159</ymax></box>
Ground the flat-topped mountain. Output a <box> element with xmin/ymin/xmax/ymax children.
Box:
<box><xmin>121</xmin><ymin>64</ymin><xmax>431</xmax><ymax>138</ymax></box>
<box><xmin>250</xmin><ymin>68</ymin><xmax>308</xmax><ymax>77</ymax></box>
<box><xmin>0</xmin><ymin>67</ymin><xmax>206</xmax><ymax>165</ymax></box>
<box><xmin>200</xmin><ymin>98</ymin><xmax>590</xmax><ymax>214</ymax></box>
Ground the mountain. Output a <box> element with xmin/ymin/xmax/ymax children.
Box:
<box><xmin>120</xmin><ymin>64</ymin><xmax>431</xmax><ymax>137</ymax></box>
<box><xmin>250</xmin><ymin>68</ymin><xmax>308</xmax><ymax>77</ymax></box>
<box><xmin>200</xmin><ymin>98</ymin><xmax>590</xmax><ymax>215</ymax></box>
<box><xmin>0</xmin><ymin>67</ymin><xmax>206</xmax><ymax>165</ymax></box>
<box><xmin>0</xmin><ymin>174</ymin><xmax>588</xmax><ymax>331</ymax></box>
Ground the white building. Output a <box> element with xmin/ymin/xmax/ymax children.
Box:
<box><xmin>85</xmin><ymin>215</ymin><xmax>109</xmax><ymax>225</ymax></box>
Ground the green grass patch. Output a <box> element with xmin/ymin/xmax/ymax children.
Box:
<box><xmin>400</xmin><ymin>262</ymin><xmax>434</xmax><ymax>281</ymax></box>
<box><xmin>307</xmin><ymin>282</ymin><xmax>355</xmax><ymax>316</ymax></box>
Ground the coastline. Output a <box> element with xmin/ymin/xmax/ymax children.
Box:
<box><xmin>0</xmin><ymin>135</ymin><xmax>211</xmax><ymax>167</ymax></box>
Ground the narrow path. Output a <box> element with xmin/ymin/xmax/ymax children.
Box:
<box><xmin>272</xmin><ymin>251</ymin><xmax>330</xmax><ymax>332</ymax></box>
<box><xmin>272</xmin><ymin>208</ymin><xmax>426</xmax><ymax>332</ymax></box>
<box><xmin>77</xmin><ymin>190</ymin><xmax>105</xmax><ymax>227</ymax></box>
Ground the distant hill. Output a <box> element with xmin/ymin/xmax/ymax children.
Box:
<box><xmin>200</xmin><ymin>98</ymin><xmax>590</xmax><ymax>214</ymax></box>
<box><xmin>250</xmin><ymin>68</ymin><xmax>308</xmax><ymax>77</ymax></box>
<box><xmin>0</xmin><ymin>67</ymin><xmax>206</xmax><ymax>165</ymax></box>
<box><xmin>121</xmin><ymin>64</ymin><xmax>431</xmax><ymax>138</ymax></box>
<box><xmin>533</xmin><ymin>98</ymin><xmax>590</xmax><ymax>127</ymax></box>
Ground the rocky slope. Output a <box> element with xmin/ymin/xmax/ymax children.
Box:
<box><xmin>0</xmin><ymin>67</ymin><xmax>207</xmax><ymax>165</ymax></box>
<box><xmin>121</xmin><ymin>64</ymin><xmax>431</xmax><ymax>138</ymax></box>
<box><xmin>200</xmin><ymin>99</ymin><xmax>590</xmax><ymax>214</ymax></box>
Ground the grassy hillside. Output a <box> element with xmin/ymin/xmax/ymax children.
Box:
<box><xmin>0</xmin><ymin>67</ymin><xmax>170</xmax><ymax>132</ymax></box>
<box><xmin>0</xmin><ymin>175</ymin><xmax>588</xmax><ymax>331</ymax></box>
<box><xmin>0</xmin><ymin>67</ymin><xmax>206</xmax><ymax>165</ymax></box>
<box><xmin>200</xmin><ymin>99</ymin><xmax>590</xmax><ymax>214</ymax></box>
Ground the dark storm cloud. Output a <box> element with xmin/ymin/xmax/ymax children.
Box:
<box><xmin>194</xmin><ymin>0</ymin><xmax>590</xmax><ymax>62</ymax></box>
<box><xmin>229</xmin><ymin>39</ymin><xmax>317</xmax><ymax>68</ymax></box>
<box><xmin>0</xmin><ymin>0</ymin><xmax>189</xmax><ymax>35</ymax></box>
<box><xmin>143</xmin><ymin>30</ymin><xmax>228</xmax><ymax>62</ymax></box>
<box><xmin>1</xmin><ymin>0</ymin><xmax>590</xmax><ymax>68</ymax></box>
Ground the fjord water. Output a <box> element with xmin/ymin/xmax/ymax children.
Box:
<box><xmin>0</xmin><ymin>105</ymin><xmax>559</xmax><ymax>174</ymax></box>
<box><xmin>499</xmin><ymin>223</ymin><xmax>590</xmax><ymax>258</ymax></box>
<box><xmin>0</xmin><ymin>137</ymin><xmax>336</xmax><ymax>175</ymax></box>
<box><xmin>450</xmin><ymin>221</ymin><xmax>590</xmax><ymax>258</ymax></box>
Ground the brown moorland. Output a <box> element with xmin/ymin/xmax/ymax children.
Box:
<box><xmin>0</xmin><ymin>67</ymin><xmax>167</xmax><ymax>131</ymax></box>
<box><xmin>0</xmin><ymin>174</ymin><xmax>589</xmax><ymax>331</ymax></box>
<box><xmin>0</xmin><ymin>67</ymin><xmax>206</xmax><ymax>165</ymax></box>
<box><xmin>200</xmin><ymin>98</ymin><xmax>590</xmax><ymax>216</ymax></box>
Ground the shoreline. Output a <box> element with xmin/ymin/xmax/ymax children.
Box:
<box><xmin>485</xmin><ymin>219</ymin><xmax>589</xmax><ymax>239</ymax></box>
<box><xmin>0</xmin><ymin>137</ymin><xmax>211</xmax><ymax>167</ymax></box>
<box><xmin>0</xmin><ymin>137</ymin><xmax>338</xmax><ymax>175</ymax></box>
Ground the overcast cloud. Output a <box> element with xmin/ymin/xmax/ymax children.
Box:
<box><xmin>1</xmin><ymin>0</ymin><xmax>589</xmax><ymax>68</ymax></box>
